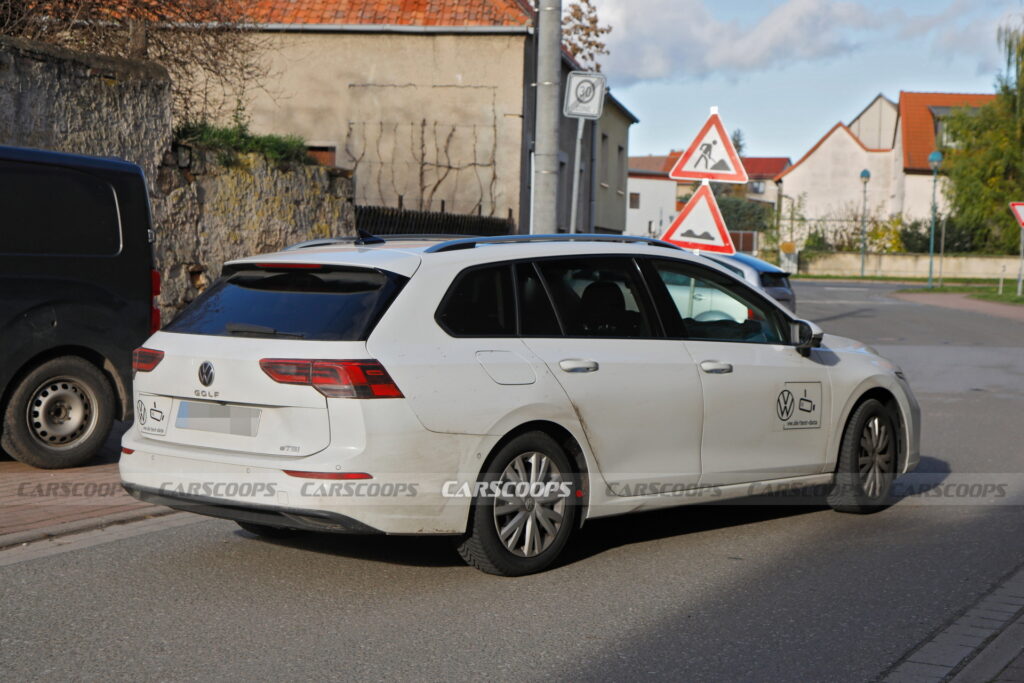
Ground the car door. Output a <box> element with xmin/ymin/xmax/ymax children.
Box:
<box><xmin>644</xmin><ymin>257</ymin><xmax>832</xmax><ymax>487</ymax></box>
<box><xmin>520</xmin><ymin>257</ymin><xmax>704</xmax><ymax>493</ymax></box>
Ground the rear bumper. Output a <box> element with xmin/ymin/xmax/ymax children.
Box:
<box><xmin>124</xmin><ymin>483</ymin><xmax>382</xmax><ymax>534</ymax></box>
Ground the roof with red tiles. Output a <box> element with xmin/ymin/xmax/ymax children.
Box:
<box><xmin>742</xmin><ymin>157</ymin><xmax>790</xmax><ymax>179</ymax></box>
<box><xmin>250</xmin><ymin>0</ymin><xmax>534</xmax><ymax>27</ymax></box>
<box><xmin>628</xmin><ymin>154</ymin><xmax>674</xmax><ymax>174</ymax></box>
<box><xmin>898</xmin><ymin>91</ymin><xmax>995</xmax><ymax>172</ymax></box>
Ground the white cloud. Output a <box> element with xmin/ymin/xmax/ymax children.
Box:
<box><xmin>592</xmin><ymin>0</ymin><xmax>1015</xmax><ymax>86</ymax></box>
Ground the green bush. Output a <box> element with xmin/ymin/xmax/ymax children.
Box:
<box><xmin>173</xmin><ymin>120</ymin><xmax>314</xmax><ymax>166</ymax></box>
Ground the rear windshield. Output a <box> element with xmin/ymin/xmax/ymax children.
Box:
<box><xmin>760</xmin><ymin>272</ymin><xmax>791</xmax><ymax>289</ymax></box>
<box><xmin>165</xmin><ymin>266</ymin><xmax>407</xmax><ymax>341</ymax></box>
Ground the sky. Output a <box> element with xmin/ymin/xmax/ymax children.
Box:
<box><xmin>593</xmin><ymin>0</ymin><xmax>1021</xmax><ymax>161</ymax></box>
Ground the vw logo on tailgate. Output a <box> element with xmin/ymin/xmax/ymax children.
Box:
<box><xmin>198</xmin><ymin>361</ymin><xmax>215</xmax><ymax>387</ymax></box>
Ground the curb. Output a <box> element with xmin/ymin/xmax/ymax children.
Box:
<box><xmin>951</xmin><ymin>613</ymin><xmax>1024</xmax><ymax>683</ymax></box>
<box><xmin>0</xmin><ymin>506</ymin><xmax>176</xmax><ymax>550</ymax></box>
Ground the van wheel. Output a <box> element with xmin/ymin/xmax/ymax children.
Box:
<box><xmin>827</xmin><ymin>398</ymin><xmax>898</xmax><ymax>513</ymax></box>
<box><xmin>456</xmin><ymin>431</ymin><xmax>578</xmax><ymax>576</ymax></box>
<box><xmin>2</xmin><ymin>356</ymin><xmax>115</xmax><ymax>469</ymax></box>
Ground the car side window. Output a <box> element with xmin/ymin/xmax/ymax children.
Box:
<box><xmin>648</xmin><ymin>259</ymin><xmax>787</xmax><ymax>344</ymax></box>
<box><xmin>535</xmin><ymin>258</ymin><xmax>658</xmax><ymax>338</ymax></box>
<box><xmin>436</xmin><ymin>264</ymin><xmax>515</xmax><ymax>337</ymax></box>
<box><xmin>515</xmin><ymin>262</ymin><xmax>562</xmax><ymax>336</ymax></box>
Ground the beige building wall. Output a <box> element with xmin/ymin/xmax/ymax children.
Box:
<box><xmin>594</xmin><ymin>102</ymin><xmax>633</xmax><ymax>233</ymax></box>
<box><xmin>848</xmin><ymin>95</ymin><xmax>898</xmax><ymax>150</ymax></box>
<box><xmin>625</xmin><ymin>176</ymin><xmax>676</xmax><ymax>237</ymax></box>
<box><xmin>247</xmin><ymin>32</ymin><xmax>528</xmax><ymax>223</ymax></box>
<box><xmin>777</xmin><ymin>125</ymin><xmax>895</xmax><ymax>244</ymax></box>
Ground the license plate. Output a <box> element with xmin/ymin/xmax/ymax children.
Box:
<box><xmin>175</xmin><ymin>401</ymin><xmax>262</xmax><ymax>437</ymax></box>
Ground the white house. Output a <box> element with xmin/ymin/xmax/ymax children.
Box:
<box><xmin>775</xmin><ymin>91</ymin><xmax>995</xmax><ymax>246</ymax></box>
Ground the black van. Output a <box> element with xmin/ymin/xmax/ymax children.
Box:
<box><xmin>0</xmin><ymin>146</ymin><xmax>159</xmax><ymax>468</ymax></box>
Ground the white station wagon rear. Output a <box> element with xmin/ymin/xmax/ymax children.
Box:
<box><xmin>121</xmin><ymin>234</ymin><xmax>921</xmax><ymax>575</ymax></box>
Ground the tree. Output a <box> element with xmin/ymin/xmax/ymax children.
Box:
<box><xmin>944</xmin><ymin>20</ymin><xmax>1024</xmax><ymax>254</ymax></box>
<box><xmin>562</xmin><ymin>0</ymin><xmax>611</xmax><ymax>71</ymax></box>
<box><xmin>0</xmin><ymin>0</ymin><xmax>267</xmax><ymax>122</ymax></box>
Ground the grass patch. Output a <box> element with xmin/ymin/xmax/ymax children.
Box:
<box><xmin>895</xmin><ymin>284</ymin><xmax>1024</xmax><ymax>305</ymax></box>
<box><xmin>174</xmin><ymin>120</ymin><xmax>314</xmax><ymax>166</ymax></box>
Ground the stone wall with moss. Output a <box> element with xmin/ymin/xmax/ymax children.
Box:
<box><xmin>0</xmin><ymin>37</ymin><xmax>356</xmax><ymax>320</ymax></box>
<box><xmin>152</xmin><ymin>145</ymin><xmax>355</xmax><ymax>318</ymax></box>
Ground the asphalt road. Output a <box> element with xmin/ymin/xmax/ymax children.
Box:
<box><xmin>2</xmin><ymin>281</ymin><xmax>1023</xmax><ymax>682</ymax></box>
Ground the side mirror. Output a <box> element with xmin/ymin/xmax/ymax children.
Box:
<box><xmin>794</xmin><ymin>319</ymin><xmax>824</xmax><ymax>357</ymax></box>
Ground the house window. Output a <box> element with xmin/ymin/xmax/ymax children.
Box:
<box><xmin>617</xmin><ymin>145</ymin><xmax>626</xmax><ymax>191</ymax></box>
<box><xmin>749</xmin><ymin>180</ymin><xmax>766</xmax><ymax>195</ymax></box>
<box><xmin>307</xmin><ymin>145</ymin><xmax>337</xmax><ymax>166</ymax></box>
<box><xmin>600</xmin><ymin>133</ymin><xmax>609</xmax><ymax>186</ymax></box>
<box><xmin>629</xmin><ymin>192</ymin><xmax>640</xmax><ymax>209</ymax></box>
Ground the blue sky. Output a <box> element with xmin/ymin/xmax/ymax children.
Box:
<box><xmin>594</xmin><ymin>0</ymin><xmax>1020</xmax><ymax>160</ymax></box>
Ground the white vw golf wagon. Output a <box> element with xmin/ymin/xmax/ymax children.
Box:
<box><xmin>121</xmin><ymin>234</ymin><xmax>920</xmax><ymax>575</ymax></box>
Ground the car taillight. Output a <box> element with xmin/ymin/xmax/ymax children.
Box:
<box><xmin>259</xmin><ymin>359</ymin><xmax>403</xmax><ymax>399</ymax></box>
<box><xmin>132</xmin><ymin>347</ymin><xmax>164</xmax><ymax>375</ymax></box>
<box><xmin>150</xmin><ymin>269</ymin><xmax>162</xmax><ymax>334</ymax></box>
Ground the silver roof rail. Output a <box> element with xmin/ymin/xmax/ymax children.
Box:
<box><xmin>283</xmin><ymin>234</ymin><xmax>483</xmax><ymax>251</ymax></box>
<box><xmin>423</xmin><ymin>233</ymin><xmax>684</xmax><ymax>253</ymax></box>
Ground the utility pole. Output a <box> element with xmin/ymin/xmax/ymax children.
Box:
<box><xmin>532</xmin><ymin>0</ymin><xmax>562</xmax><ymax>234</ymax></box>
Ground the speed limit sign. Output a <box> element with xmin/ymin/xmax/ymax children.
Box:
<box><xmin>563</xmin><ymin>71</ymin><xmax>606</xmax><ymax>120</ymax></box>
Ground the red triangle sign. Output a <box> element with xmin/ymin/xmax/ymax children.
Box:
<box><xmin>660</xmin><ymin>182</ymin><xmax>736</xmax><ymax>254</ymax></box>
<box><xmin>1011</xmin><ymin>202</ymin><xmax>1024</xmax><ymax>228</ymax></box>
<box><xmin>669</xmin><ymin>109</ymin><xmax>748</xmax><ymax>184</ymax></box>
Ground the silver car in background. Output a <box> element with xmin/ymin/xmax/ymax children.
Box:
<box><xmin>704</xmin><ymin>252</ymin><xmax>797</xmax><ymax>312</ymax></box>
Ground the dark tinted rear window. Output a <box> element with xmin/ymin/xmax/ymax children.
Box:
<box><xmin>436</xmin><ymin>265</ymin><xmax>515</xmax><ymax>336</ymax></box>
<box><xmin>0</xmin><ymin>159</ymin><xmax>121</xmax><ymax>256</ymax></box>
<box><xmin>760</xmin><ymin>272</ymin><xmax>791</xmax><ymax>289</ymax></box>
<box><xmin>165</xmin><ymin>266</ymin><xmax>407</xmax><ymax>341</ymax></box>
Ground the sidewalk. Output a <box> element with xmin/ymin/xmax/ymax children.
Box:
<box><xmin>885</xmin><ymin>565</ymin><xmax>1024</xmax><ymax>682</ymax></box>
<box><xmin>0</xmin><ymin>457</ymin><xmax>169</xmax><ymax>548</ymax></box>
<box><xmin>891</xmin><ymin>292</ymin><xmax>1024</xmax><ymax>323</ymax></box>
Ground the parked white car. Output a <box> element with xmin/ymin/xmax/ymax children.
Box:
<box><xmin>121</xmin><ymin>234</ymin><xmax>920</xmax><ymax>575</ymax></box>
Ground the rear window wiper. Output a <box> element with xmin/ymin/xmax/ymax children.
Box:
<box><xmin>224</xmin><ymin>322</ymin><xmax>305</xmax><ymax>339</ymax></box>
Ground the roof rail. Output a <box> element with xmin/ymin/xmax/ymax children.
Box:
<box><xmin>423</xmin><ymin>233</ymin><xmax>684</xmax><ymax>253</ymax></box>
<box><xmin>283</xmin><ymin>234</ymin><xmax>484</xmax><ymax>251</ymax></box>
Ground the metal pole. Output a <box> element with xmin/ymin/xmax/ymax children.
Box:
<box><xmin>568</xmin><ymin>118</ymin><xmax>585</xmax><ymax>233</ymax></box>
<box><xmin>938</xmin><ymin>215</ymin><xmax>947</xmax><ymax>287</ymax></box>
<box><xmin>860</xmin><ymin>183</ymin><xmax>868</xmax><ymax>277</ymax></box>
<box><xmin>1017</xmin><ymin>230</ymin><xmax>1023</xmax><ymax>297</ymax></box>
<box><xmin>532</xmin><ymin>0</ymin><xmax>562</xmax><ymax>233</ymax></box>
<box><xmin>928</xmin><ymin>167</ymin><xmax>938</xmax><ymax>288</ymax></box>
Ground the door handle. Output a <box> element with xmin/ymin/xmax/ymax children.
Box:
<box><xmin>700</xmin><ymin>360</ymin><xmax>733</xmax><ymax>374</ymax></box>
<box><xmin>559</xmin><ymin>359</ymin><xmax>599</xmax><ymax>373</ymax></box>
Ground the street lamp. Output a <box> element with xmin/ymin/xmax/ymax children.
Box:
<box><xmin>860</xmin><ymin>169</ymin><xmax>871</xmax><ymax>277</ymax></box>
<box><xmin>928</xmin><ymin>150</ymin><xmax>943</xmax><ymax>288</ymax></box>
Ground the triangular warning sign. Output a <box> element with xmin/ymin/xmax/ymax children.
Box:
<box><xmin>669</xmin><ymin>109</ymin><xmax>748</xmax><ymax>184</ymax></box>
<box><xmin>1010</xmin><ymin>202</ymin><xmax>1024</xmax><ymax>228</ymax></box>
<box><xmin>660</xmin><ymin>181</ymin><xmax>736</xmax><ymax>254</ymax></box>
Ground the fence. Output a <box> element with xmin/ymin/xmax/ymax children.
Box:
<box><xmin>355</xmin><ymin>205</ymin><xmax>514</xmax><ymax>237</ymax></box>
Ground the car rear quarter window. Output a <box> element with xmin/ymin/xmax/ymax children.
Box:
<box><xmin>165</xmin><ymin>266</ymin><xmax>406</xmax><ymax>341</ymax></box>
<box><xmin>436</xmin><ymin>264</ymin><xmax>516</xmax><ymax>337</ymax></box>
<box><xmin>760</xmin><ymin>272</ymin><xmax>791</xmax><ymax>289</ymax></box>
<box><xmin>0</xmin><ymin>160</ymin><xmax>121</xmax><ymax>256</ymax></box>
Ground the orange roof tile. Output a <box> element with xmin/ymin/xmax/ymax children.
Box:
<box><xmin>899</xmin><ymin>91</ymin><xmax>995</xmax><ymax>172</ymax></box>
<box><xmin>742</xmin><ymin>157</ymin><xmax>790</xmax><ymax>179</ymax></box>
<box><xmin>250</xmin><ymin>0</ymin><xmax>533</xmax><ymax>27</ymax></box>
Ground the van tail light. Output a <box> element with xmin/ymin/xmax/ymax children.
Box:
<box><xmin>132</xmin><ymin>347</ymin><xmax>164</xmax><ymax>375</ymax></box>
<box><xmin>259</xmin><ymin>359</ymin><xmax>403</xmax><ymax>399</ymax></box>
<box><xmin>150</xmin><ymin>269</ymin><xmax>162</xmax><ymax>333</ymax></box>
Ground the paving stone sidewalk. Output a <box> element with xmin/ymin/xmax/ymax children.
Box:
<box><xmin>884</xmin><ymin>566</ymin><xmax>1024</xmax><ymax>683</ymax></box>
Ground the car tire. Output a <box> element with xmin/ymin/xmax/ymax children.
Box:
<box><xmin>456</xmin><ymin>431</ymin><xmax>578</xmax><ymax>576</ymax></box>
<box><xmin>827</xmin><ymin>398</ymin><xmax>898</xmax><ymax>514</ymax></box>
<box><xmin>2</xmin><ymin>356</ymin><xmax>115</xmax><ymax>469</ymax></box>
<box><xmin>236</xmin><ymin>521</ymin><xmax>301</xmax><ymax>539</ymax></box>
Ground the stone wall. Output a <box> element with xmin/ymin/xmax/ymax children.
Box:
<box><xmin>802</xmin><ymin>252</ymin><xmax>1023</xmax><ymax>279</ymax></box>
<box><xmin>0</xmin><ymin>35</ymin><xmax>171</xmax><ymax>185</ymax></box>
<box><xmin>153</xmin><ymin>147</ymin><xmax>356</xmax><ymax>317</ymax></box>
<box><xmin>0</xmin><ymin>36</ymin><xmax>357</xmax><ymax>319</ymax></box>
